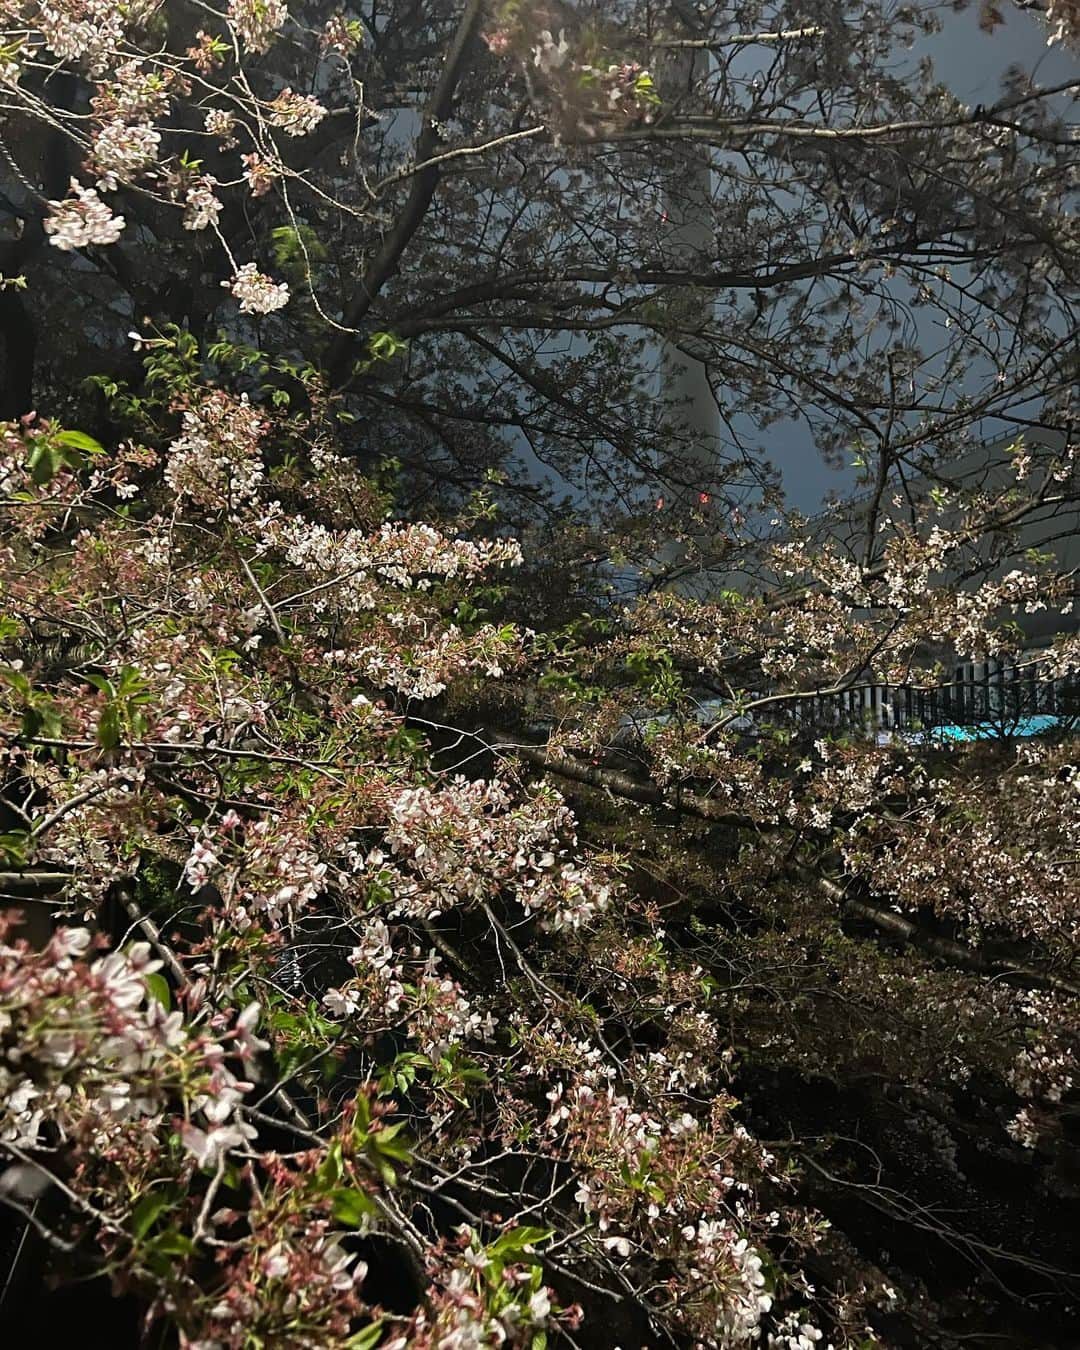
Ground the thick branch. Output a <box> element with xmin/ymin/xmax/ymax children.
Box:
<box><xmin>569</xmin><ymin>80</ymin><xmax>1080</xmax><ymax>149</ymax></box>
<box><xmin>654</xmin><ymin>27</ymin><xmax>825</xmax><ymax>48</ymax></box>
<box><xmin>387</xmin><ymin>240</ymin><xmax>990</xmax><ymax>333</ymax></box>
<box><xmin>493</xmin><ymin>732</ymin><xmax>1080</xmax><ymax>997</ymax></box>
<box><xmin>487</xmin><ymin>730</ymin><xmax>769</xmax><ymax>831</ymax></box>
<box><xmin>832</xmin><ymin>886</ymin><xmax>1080</xmax><ymax>998</ymax></box>
<box><xmin>325</xmin><ymin>0</ymin><xmax>486</xmax><ymax>385</ymax></box>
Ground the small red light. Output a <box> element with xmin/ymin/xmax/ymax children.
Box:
<box><xmin>655</xmin><ymin>496</ymin><xmax>664</xmax><ymax>510</ymax></box>
<box><xmin>699</xmin><ymin>492</ymin><xmax>710</xmax><ymax>504</ymax></box>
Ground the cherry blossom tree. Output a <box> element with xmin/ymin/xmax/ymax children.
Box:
<box><xmin>0</xmin><ymin>327</ymin><xmax>1076</xmax><ymax>1345</ymax></box>
<box><xmin>0</xmin><ymin>371</ymin><xmax>809</xmax><ymax>1348</ymax></box>
<box><xmin>0</xmin><ymin>1</ymin><xmax>1078</xmax><ymax>1346</ymax></box>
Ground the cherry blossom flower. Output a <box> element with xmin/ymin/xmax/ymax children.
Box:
<box><xmin>223</xmin><ymin>262</ymin><xmax>290</xmax><ymax>314</ymax></box>
<box><xmin>180</xmin><ymin>1121</ymin><xmax>255</xmax><ymax>1169</ymax></box>
<box><xmin>91</xmin><ymin>60</ymin><xmax>176</xmax><ymax>120</ymax></box>
<box><xmin>320</xmin><ymin>14</ymin><xmax>361</xmax><ymax>55</ymax></box>
<box><xmin>165</xmin><ymin>391</ymin><xmax>266</xmax><ymax>510</ymax></box>
<box><xmin>44</xmin><ymin>179</ymin><xmax>126</xmax><ymax>251</ymax></box>
<box><xmin>203</xmin><ymin>108</ymin><xmax>237</xmax><ymax>144</ymax></box>
<box><xmin>266</xmin><ymin>88</ymin><xmax>327</xmax><ymax>137</ymax></box>
<box><xmin>533</xmin><ymin>29</ymin><xmax>569</xmax><ymax>73</ymax></box>
<box><xmin>227</xmin><ymin>0</ymin><xmax>288</xmax><ymax>54</ymax></box>
<box><xmin>242</xmin><ymin>152</ymin><xmax>278</xmax><ymax>197</ymax></box>
<box><xmin>37</xmin><ymin>0</ymin><xmax>124</xmax><ymax>72</ymax></box>
<box><xmin>183</xmin><ymin>176</ymin><xmax>223</xmax><ymax>231</ymax></box>
<box><xmin>187</xmin><ymin>29</ymin><xmax>226</xmax><ymax>72</ymax></box>
<box><xmin>90</xmin><ymin>118</ymin><xmax>160</xmax><ymax>189</ymax></box>
<box><xmin>233</xmin><ymin>1002</ymin><xmax>270</xmax><ymax>1062</ymax></box>
<box><xmin>322</xmin><ymin>986</ymin><xmax>360</xmax><ymax>1017</ymax></box>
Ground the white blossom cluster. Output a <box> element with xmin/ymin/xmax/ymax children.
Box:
<box><xmin>182</xmin><ymin>815</ymin><xmax>328</xmax><ymax>931</ymax></box>
<box><xmin>91</xmin><ymin>118</ymin><xmax>160</xmax><ymax>189</ymax></box>
<box><xmin>1</xmin><ymin>934</ymin><xmax>181</xmax><ymax>1147</ymax></box>
<box><xmin>320</xmin><ymin>14</ymin><xmax>360</xmax><ymax>55</ymax></box>
<box><xmin>550</xmin><ymin>1076</ymin><xmax>773</xmax><ymax>1345</ymax></box>
<box><xmin>236</xmin><ymin>817</ymin><xmax>329</xmax><ymax>927</ymax></box>
<box><xmin>44</xmin><ymin>178</ymin><xmax>126</xmax><ymax>251</ymax></box>
<box><xmin>184</xmin><ymin>175</ymin><xmax>223</xmax><ymax>231</ymax></box>
<box><xmin>164</xmin><ymin>390</ymin><xmax>266</xmax><ymax>509</ymax></box>
<box><xmin>379</xmin><ymin>777</ymin><xmax>612</xmax><ymax>929</ymax></box>
<box><xmin>37</xmin><ymin>0</ymin><xmax>124</xmax><ymax>72</ymax></box>
<box><xmin>1005</xmin><ymin>1106</ymin><xmax>1040</xmax><ymax>1149</ymax></box>
<box><xmin>0</xmin><ymin>927</ymin><xmax>262</xmax><ymax>1172</ymax></box>
<box><xmin>533</xmin><ymin>28</ymin><xmax>570</xmax><ymax>74</ymax></box>
<box><xmin>1043</xmin><ymin>0</ymin><xmax>1078</xmax><ymax>44</ymax></box>
<box><xmin>227</xmin><ymin>0</ymin><xmax>288</xmax><ymax>54</ymax></box>
<box><xmin>336</xmin><ymin>622</ymin><xmax>520</xmax><ymax>699</ymax></box>
<box><xmin>224</xmin><ymin>262</ymin><xmax>291</xmax><ymax>314</ymax></box>
<box><xmin>242</xmin><ymin>151</ymin><xmax>277</xmax><ymax>197</ymax></box>
<box><xmin>322</xmin><ymin>947</ymin><xmax>494</xmax><ymax>1060</ymax></box>
<box><xmin>719</xmin><ymin>1236</ymin><xmax>775</xmax><ymax>1343</ymax></box>
<box><xmin>262</xmin><ymin>518</ymin><xmax>523</xmax><ymax>610</ymax></box>
<box><xmin>204</xmin><ymin>107</ymin><xmax>238</xmax><ymax>144</ymax></box>
<box><xmin>408</xmin><ymin>970</ymin><xmax>497</xmax><ymax>1056</ymax></box>
<box><xmin>767</xmin><ymin>1311</ymin><xmax>831</xmax><ymax>1350</ymax></box>
<box><xmin>267</xmin><ymin>88</ymin><xmax>327</xmax><ymax>137</ymax></box>
<box><xmin>880</xmin><ymin>524</ymin><xmax>956</xmax><ymax>610</ymax></box>
<box><xmin>94</xmin><ymin>60</ymin><xmax>173</xmax><ymax>120</ymax></box>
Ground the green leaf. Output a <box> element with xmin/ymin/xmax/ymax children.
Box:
<box><xmin>492</xmin><ymin>1226</ymin><xmax>553</xmax><ymax>1255</ymax></box>
<box><xmin>0</xmin><ymin>666</ymin><xmax>32</xmax><ymax>697</ymax></box>
<box><xmin>147</xmin><ymin>1228</ymin><xmax>196</xmax><ymax>1257</ymax></box>
<box><xmin>97</xmin><ymin>702</ymin><xmax>122</xmax><ymax>750</ymax></box>
<box><xmin>633</xmin><ymin>71</ymin><xmax>660</xmax><ymax>105</ymax></box>
<box><xmin>369</xmin><ymin>1127</ymin><xmax>412</xmax><ymax>1165</ymax></box>
<box><xmin>318</xmin><ymin>1138</ymin><xmax>344</xmax><ymax>1186</ymax></box>
<box><xmin>27</xmin><ymin>442</ymin><xmax>60</xmax><ymax>485</ymax></box>
<box><xmin>55</xmin><ymin>428</ymin><xmax>105</xmax><ymax>455</ymax></box>
<box><xmin>345</xmin><ymin>1321</ymin><xmax>385</xmax><ymax>1350</ymax></box>
<box><xmin>367</xmin><ymin>331</ymin><xmax>407</xmax><ymax>363</ymax></box>
<box><xmin>331</xmin><ymin>1187</ymin><xmax>377</xmax><ymax>1227</ymax></box>
<box><xmin>131</xmin><ymin>1190</ymin><xmax>170</xmax><ymax>1240</ymax></box>
<box><xmin>0</xmin><ymin>832</ymin><xmax>29</xmax><ymax>865</ymax></box>
<box><xmin>271</xmin><ymin>224</ymin><xmax>328</xmax><ymax>270</ymax></box>
<box><xmin>33</xmin><ymin>701</ymin><xmax>64</xmax><ymax>740</ymax></box>
<box><xmin>145</xmin><ymin>972</ymin><xmax>172</xmax><ymax>1010</ymax></box>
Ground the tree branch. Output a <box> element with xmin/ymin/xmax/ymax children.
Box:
<box><xmin>491</xmin><ymin>731</ymin><xmax>1080</xmax><ymax>997</ymax></box>
<box><xmin>325</xmin><ymin>0</ymin><xmax>486</xmax><ymax>385</ymax></box>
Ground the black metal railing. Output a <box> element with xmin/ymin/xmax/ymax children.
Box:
<box><xmin>780</xmin><ymin>657</ymin><xmax>1078</xmax><ymax>736</ymax></box>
